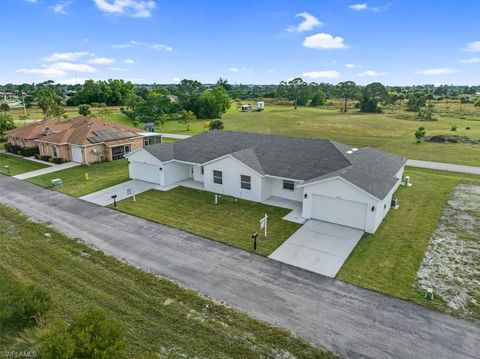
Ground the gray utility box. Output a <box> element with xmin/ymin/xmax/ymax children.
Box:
<box><xmin>51</xmin><ymin>178</ymin><xmax>63</xmax><ymax>187</ymax></box>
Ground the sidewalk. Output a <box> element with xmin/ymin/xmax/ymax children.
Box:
<box><xmin>13</xmin><ymin>162</ymin><xmax>81</xmax><ymax>180</ymax></box>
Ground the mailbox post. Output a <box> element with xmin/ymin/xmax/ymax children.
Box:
<box><xmin>252</xmin><ymin>232</ymin><xmax>258</xmax><ymax>251</ymax></box>
<box><xmin>111</xmin><ymin>194</ymin><xmax>118</xmax><ymax>207</ymax></box>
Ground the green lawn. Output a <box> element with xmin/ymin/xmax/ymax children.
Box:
<box><xmin>337</xmin><ymin>167</ymin><xmax>480</xmax><ymax>312</ymax></box>
<box><xmin>0</xmin><ymin>205</ymin><xmax>332</xmax><ymax>358</ymax></box>
<box><xmin>0</xmin><ymin>153</ymin><xmax>49</xmax><ymax>176</ymax></box>
<box><xmin>27</xmin><ymin>159</ymin><xmax>129</xmax><ymax>197</ymax></box>
<box><xmin>112</xmin><ymin>187</ymin><xmax>302</xmax><ymax>256</ymax></box>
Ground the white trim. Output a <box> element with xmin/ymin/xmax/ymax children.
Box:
<box><xmin>303</xmin><ymin>175</ymin><xmax>381</xmax><ymax>201</ymax></box>
<box><xmin>201</xmin><ymin>154</ymin><xmax>266</xmax><ymax>177</ymax></box>
<box><xmin>124</xmin><ymin>148</ymin><xmax>164</xmax><ymax>165</ymax></box>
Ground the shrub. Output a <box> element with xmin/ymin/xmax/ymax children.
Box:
<box><xmin>0</xmin><ymin>269</ymin><xmax>52</xmax><ymax>333</ymax></box>
<box><xmin>415</xmin><ymin>127</ymin><xmax>426</xmax><ymax>143</ymax></box>
<box><xmin>40</xmin><ymin>155</ymin><xmax>52</xmax><ymax>162</ymax></box>
<box><xmin>78</xmin><ymin>104</ymin><xmax>91</xmax><ymax>116</ymax></box>
<box><xmin>20</xmin><ymin>146</ymin><xmax>40</xmax><ymax>156</ymax></box>
<box><xmin>208</xmin><ymin>119</ymin><xmax>224</xmax><ymax>130</ymax></box>
<box><xmin>4</xmin><ymin>142</ymin><xmax>13</xmax><ymax>153</ymax></box>
<box><xmin>40</xmin><ymin>307</ymin><xmax>125</xmax><ymax>359</ymax></box>
<box><xmin>52</xmin><ymin>157</ymin><xmax>65</xmax><ymax>164</ymax></box>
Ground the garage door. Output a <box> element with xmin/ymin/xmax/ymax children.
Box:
<box><xmin>71</xmin><ymin>146</ymin><xmax>83</xmax><ymax>163</ymax></box>
<box><xmin>311</xmin><ymin>194</ymin><xmax>367</xmax><ymax>230</ymax></box>
<box><xmin>130</xmin><ymin>161</ymin><xmax>161</xmax><ymax>184</ymax></box>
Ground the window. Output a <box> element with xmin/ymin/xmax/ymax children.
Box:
<box><xmin>213</xmin><ymin>170</ymin><xmax>223</xmax><ymax>184</ymax></box>
<box><xmin>283</xmin><ymin>180</ymin><xmax>295</xmax><ymax>191</ymax></box>
<box><xmin>201</xmin><ymin>166</ymin><xmax>204</xmax><ymax>174</ymax></box>
<box><xmin>240</xmin><ymin>175</ymin><xmax>251</xmax><ymax>190</ymax></box>
<box><xmin>144</xmin><ymin>139</ymin><xmax>150</xmax><ymax>146</ymax></box>
<box><xmin>52</xmin><ymin>146</ymin><xmax>58</xmax><ymax>158</ymax></box>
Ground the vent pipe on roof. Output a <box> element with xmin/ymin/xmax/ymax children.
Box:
<box><xmin>352</xmin><ymin>148</ymin><xmax>358</xmax><ymax>152</ymax></box>
<box><xmin>346</xmin><ymin>150</ymin><xmax>353</xmax><ymax>154</ymax></box>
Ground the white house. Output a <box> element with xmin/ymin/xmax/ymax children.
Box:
<box><xmin>125</xmin><ymin>131</ymin><xmax>407</xmax><ymax>233</ymax></box>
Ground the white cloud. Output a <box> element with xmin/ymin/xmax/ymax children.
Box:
<box><xmin>172</xmin><ymin>77</ymin><xmax>181</xmax><ymax>83</ymax></box>
<box><xmin>267</xmin><ymin>68</ymin><xmax>276</xmax><ymax>73</ymax></box>
<box><xmin>44</xmin><ymin>51</ymin><xmax>90</xmax><ymax>62</ymax></box>
<box><xmin>113</xmin><ymin>40</ymin><xmax>173</xmax><ymax>51</ymax></box>
<box><xmin>49</xmin><ymin>62</ymin><xmax>96</xmax><ymax>73</ymax></box>
<box><xmin>302</xmin><ymin>70</ymin><xmax>340</xmax><ymax>79</ymax></box>
<box><xmin>152</xmin><ymin>44</ymin><xmax>173</xmax><ymax>51</ymax></box>
<box><xmin>89</xmin><ymin>57</ymin><xmax>115</xmax><ymax>64</ymax></box>
<box><xmin>345</xmin><ymin>63</ymin><xmax>362</xmax><ymax>68</ymax></box>
<box><xmin>349</xmin><ymin>3</ymin><xmax>368</xmax><ymax>11</ymax></box>
<box><xmin>124</xmin><ymin>59</ymin><xmax>135</xmax><ymax>64</ymax></box>
<box><xmin>286</xmin><ymin>12</ymin><xmax>322</xmax><ymax>33</ymax></box>
<box><xmin>56</xmin><ymin>77</ymin><xmax>87</xmax><ymax>85</ymax></box>
<box><xmin>52</xmin><ymin>1</ymin><xmax>72</xmax><ymax>14</ymax></box>
<box><xmin>93</xmin><ymin>0</ymin><xmax>156</xmax><ymax>18</ymax></box>
<box><xmin>303</xmin><ymin>33</ymin><xmax>347</xmax><ymax>49</ymax></box>
<box><xmin>464</xmin><ymin>41</ymin><xmax>480</xmax><ymax>52</ymax></box>
<box><xmin>23</xmin><ymin>0</ymin><xmax>37</xmax><ymax>3</ymax></box>
<box><xmin>108</xmin><ymin>67</ymin><xmax>127</xmax><ymax>72</ymax></box>
<box><xmin>357</xmin><ymin>70</ymin><xmax>387</xmax><ymax>77</ymax></box>
<box><xmin>415</xmin><ymin>67</ymin><xmax>458</xmax><ymax>75</ymax></box>
<box><xmin>460</xmin><ymin>57</ymin><xmax>480</xmax><ymax>63</ymax></box>
<box><xmin>17</xmin><ymin>67</ymin><xmax>66</xmax><ymax>77</ymax></box>
<box><xmin>228</xmin><ymin>67</ymin><xmax>253</xmax><ymax>73</ymax></box>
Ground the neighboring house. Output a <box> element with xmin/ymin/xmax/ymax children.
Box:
<box><xmin>6</xmin><ymin>116</ymin><xmax>147</xmax><ymax>164</ymax></box>
<box><xmin>126</xmin><ymin>131</ymin><xmax>407</xmax><ymax>233</ymax></box>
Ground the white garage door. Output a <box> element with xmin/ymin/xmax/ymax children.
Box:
<box><xmin>130</xmin><ymin>161</ymin><xmax>161</xmax><ymax>184</ymax></box>
<box><xmin>71</xmin><ymin>146</ymin><xmax>83</xmax><ymax>163</ymax></box>
<box><xmin>311</xmin><ymin>194</ymin><xmax>367</xmax><ymax>230</ymax></box>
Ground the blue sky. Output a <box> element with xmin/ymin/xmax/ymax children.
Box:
<box><xmin>2</xmin><ymin>0</ymin><xmax>479</xmax><ymax>85</ymax></box>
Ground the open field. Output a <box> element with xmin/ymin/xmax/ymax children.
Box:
<box><xmin>0</xmin><ymin>204</ymin><xmax>332</xmax><ymax>358</ymax></box>
<box><xmin>337</xmin><ymin>167</ymin><xmax>480</xmax><ymax>316</ymax></box>
<box><xmin>0</xmin><ymin>153</ymin><xmax>48</xmax><ymax>176</ymax></box>
<box><xmin>112</xmin><ymin>187</ymin><xmax>301</xmax><ymax>256</ymax></box>
<box><xmin>27</xmin><ymin>159</ymin><xmax>129</xmax><ymax>197</ymax></box>
<box><xmin>9</xmin><ymin>102</ymin><xmax>480</xmax><ymax>165</ymax></box>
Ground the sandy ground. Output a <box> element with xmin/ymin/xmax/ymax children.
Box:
<box><xmin>416</xmin><ymin>184</ymin><xmax>480</xmax><ymax>321</ymax></box>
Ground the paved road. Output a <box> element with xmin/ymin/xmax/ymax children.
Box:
<box><xmin>1</xmin><ymin>175</ymin><xmax>479</xmax><ymax>359</ymax></box>
<box><xmin>407</xmin><ymin>159</ymin><xmax>480</xmax><ymax>175</ymax></box>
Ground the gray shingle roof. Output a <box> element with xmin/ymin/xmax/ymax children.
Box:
<box><xmin>144</xmin><ymin>131</ymin><xmax>407</xmax><ymax>199</ymax></box>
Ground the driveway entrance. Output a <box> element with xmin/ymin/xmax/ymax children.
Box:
<box><xmin>269</xmin><ymin>220</ymin><xmax>364</xmax><ymax>277</ymax></box>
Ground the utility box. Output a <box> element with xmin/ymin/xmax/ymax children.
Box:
<box><xmin>51</xmin><ymin>178</ymin><xmax>63</xmax><ymax>187</ymax></box>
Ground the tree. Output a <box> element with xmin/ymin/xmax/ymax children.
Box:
<box><xmin>415</xmin><ymin>127</ymin><xmax>426</xmax><ymax>143</ymax></box>
<box><xmin>407</xmin><ymin>92</ymin><xmax>427</xmax><ymax>112</ymax></box>
<box><xmin>36</xmin><ymin>88</ymin><xmax>60</xmax><ymax>118</ymax></box>
<box><xmin>193</xmin><ymin>85</ymin><xmax>231</xmax><ymax>119</ymax></box>
<box><xmin>0</xmin><ymin>103</ymin><xmax>10</xmax><ymax>112</ymax></box>
<box><xmin>0</xmin><ymin>113</ymin><xmax>15</xmax><ymax>141</ymax></box>
<box><xmin>334</xmin><ymin>81</ymin><xmax>359</xmax><ymax>112</ymax></box>
<box><xmin>418</xmin><ymin>104</ymin><xmax>436</xmax><ymax>121</ymax></box>
<box><xmin>135</xmin><ymin>92</ymin><xmax>179</xmax><ymax>124</ymax></box>
<box><xmin>310</xmin><ymin>91</ymin><xmax>326</xmax><ymax>107</ymax></box>
<box><xmin>474</xmin><ymin>98</ymin><xmax>480</xmax><ymax>107</ymax></box>
<box><xmin>40</xmin><ymin>307</ymin><xmax>124</xmax><ymax>359</ymax></box>
<box><xmin>208</xmin><ymin>119</ymin><xmax>224</xmax><ymax>130</ymax></box>
<box><xmin>50</xmin><ymin>104</ymin><xmax>65</xmax><ymax>119</ymax></box>
<box><xmin>359</xmin><ymin>82</ymin><xmax>387</xmax><ymax>113</ymax></box>
<box><xmin>177</xmin><ymin>110</ymin><xmax>196</xmax><ymax>131</ymax></box>
<box><xmin>78</xmin><ymin>104</ymin><xmax>91</xmax><ymax>116</ymax></box>
<box><xmin>278</xmin><ymin>78</ymin><xmax>309</xmax><ymax>109</ymax></box>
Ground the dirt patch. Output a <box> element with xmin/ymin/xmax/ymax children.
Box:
<box><xmin>424</xmin><ymin>135</ymin><xmax>479</xmax><ymax>144</ymax></box>
<box><xmin>415</xmin><ymin>184</ymin><xmax>480</xmax><ymax>321</ymax></box>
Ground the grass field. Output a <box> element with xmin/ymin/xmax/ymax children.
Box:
<box><xmin>0</xmin><ymin>153</ymin><xmax>49</xmax><ymax>176</ymax></box>
<box><xmin>337</xmin><ymin>167</ymin><xmax>480</xmax><ymax>313</ymax></box>
<box><xmin>0</xmin><ymin>204</ymin><xmax>332</xmax><ymax>358</ymax></box>
<box><xmin>112</xmin><ymin>187</ymin><xmax>301</xmax><ymax>256</ymax></box>
<box><xmin>27</xmin><ymin>159</ymin><xmax>129</xmax><ymax>197</ymax></box>
<box><xmin>9</xmin><ymin>102</ymin><xmax>480</xmax><ymax>166</ymax></box>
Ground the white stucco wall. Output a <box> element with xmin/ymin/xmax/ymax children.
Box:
<box><xmin>302</xmin><ymin>177</ymin><xmax>380</xmax><ymax>233</ymax></box>
<box><xmin>127</xmin><ymin>149</ymin><xmax>164</xmax><ymax>184</ymax></box>
<box><xmin>192</xmin><ymin>165</ymin><xmax>204</xmax><ymax>182</ymax></box>
<box><xmin>269</xmin><ymin>177</ymin><xmax>304</xmax><ymax>202</ymax></box>
<box><xmin>203</xmin><ymin>156</ymin><xmax>263</xmax><ymax>201</ymax></box>
<box><xmin>163</xmin><ymin>162</ymin><xmax>191</xmax><ymax>185</ymax></box>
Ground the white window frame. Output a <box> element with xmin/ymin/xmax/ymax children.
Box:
<box><xmin>240</xmin><ymin>175</ymin><xmax>251</xmax><ymax>190</ymax></box>
<box><xmin>52</xmin><ymin>146</ymin><xmax>59</xmax><ymax>158</ymax></box>
<box><xmin>213</xmin><ymin>170</ymin><xmax>223</xmax><ymax>185</ymax></box>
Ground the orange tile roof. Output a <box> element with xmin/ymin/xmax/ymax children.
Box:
<box><xmin>30</xmin><ymin>116</ymin><xmax>141</xmax><ymax>146</ymax></box>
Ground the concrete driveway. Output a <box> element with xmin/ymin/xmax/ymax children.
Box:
<box><xmin>269</xmin><ymin>220</ymin><xmax>364</xmax><ymax>277</ymax></box>
<box><xmin>79</xmin><ymin>179</ymin><xmax>158</xmax><ymax>206</ymax></box>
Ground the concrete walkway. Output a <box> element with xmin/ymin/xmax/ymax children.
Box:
<box><xmin>0</xmin><ymin>175</ymin><xmax>478</xmax><ymax>359</ymax></box>
<box><xmin>13</xmin><ymin>161</ymin><xmax>81</xmax><ymax>180</ymax></box>
<box><xmin>269</xmin><ymin>220</ymin><xmax>364</xmax><ymax>277</ymax></box>
<box><xmin>407</xmin><ymin>159</ymin><xmax>480</xmax><ymax>175</ymax></box>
